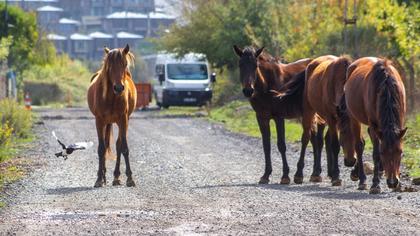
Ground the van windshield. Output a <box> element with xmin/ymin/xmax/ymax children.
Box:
<box><xmin>167</xmin><ymin>64</ymin><xmax>208</xmax><ymax>80</ymax></box>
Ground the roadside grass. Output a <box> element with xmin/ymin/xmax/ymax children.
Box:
<box><xmin>0</xmin><ymin>99</ymin><xmax>35</xmax><ymax>207</ymax></box>
<box><xmin>160</xmin><ymin>100</ymin><xmax>420</xmax><ymax>178</ymax></box>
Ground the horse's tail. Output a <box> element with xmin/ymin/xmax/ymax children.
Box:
<box><xmin>104</xmin><ymin>124</ymin><xmax>116</xmax><ymax>160</ymax></box>
<box><xmin>270</xmin><ymin>70</ymin><xmax>306</xmax><ymax>100</ymax></box>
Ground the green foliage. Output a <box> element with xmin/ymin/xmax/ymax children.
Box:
<box><xmin>0</xmin><ymin>36</ymin><xmax>12</xmax><ymax>61</ymax></box>
<box><xmin>22</xmin><ymin>55</ymin><xmax>92</xmax><ymax>105</ymax></box>
<box><xmin>0</xmin><ymin>3</ymin><xmax>39</xmax><ymax>73</ymax></box>
<box><xmin>0</xmin><ymin>99</ymin><xmax>33</xmax><ymax>139</ymax></box>
<box><xmin>0</xmin><ymin>121</ymin><xmax>13</xmax><ymax>147</ymax></box>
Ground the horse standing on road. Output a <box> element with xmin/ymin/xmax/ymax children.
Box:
<box><xmin>289</xmin><ymin>55</ymin><xmax>352</xmax><ymax>186</ymax></box>
<box><xmin>87</xmin><ymin>44</ymin><xmax>137</xmax><ymax>188</ymax></box>
<box><xmin>338</xmin><ymin>57</ymin><xmax>407</xmax><ymax>194</ymax></box>
<box><xmin>233</xmin><ymin>45</ymin><xmax>324</xmax><ymax>185</ymax></box>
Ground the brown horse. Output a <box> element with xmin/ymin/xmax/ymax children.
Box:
<box><xmin>233</xmin><ymin>45</ymin><xmax>325</xmax><ymax>185</ymax></box>
<box><xmin>338</xmin><ymin>57</ymin><xmax>407</xmax><ymax>194</ymax></box>
<box><xmin>302</xmin><ymin>55</ymin><xmax>353</xmax><ymax>186</ymax></box>
<box><xmin>87</xmin><ymin>44</ymin><xmax>137</xmax><ymax>187</ymax></box>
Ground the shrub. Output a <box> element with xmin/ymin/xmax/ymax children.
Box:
<box><xmin>0</xmin><ymin>99</ymin><xmax>33</xmax><ymax>139</ymax></box>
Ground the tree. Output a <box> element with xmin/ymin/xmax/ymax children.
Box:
<box><xmin>0</xmin><ymin>3</ymin><xmax>39</xmax><ymax>73</ymax></box>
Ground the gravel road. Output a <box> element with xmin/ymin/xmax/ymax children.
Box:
<box><xmin>0</xmin><ymin>107</ymin><xmax>419</xmax><ymax>235</ymax></box>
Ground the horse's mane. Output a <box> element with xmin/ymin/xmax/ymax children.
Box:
<box><xmin>372</xmin><ymin>60</ymin><xmax>402</xmax><ymax>146</ymax></box>
<box><xmin>96</xmin><ymin>48</ymin><xmax>135</xmax><ymax>98</ymax></box>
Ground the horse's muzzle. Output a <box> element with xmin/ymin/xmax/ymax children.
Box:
<box><xmin>387</xmin><ymin>178</ymin><xmax>400</xmax><ymax>189</ymax></box>
<box><xmin>113</xmin><ymin>84</ymin><xmax>125</xmax><ymax>94</ymax></box>
<box><xmin>344</xmin><ymin>157</ymin><xmax>356</xmax><ymax>167</ymax></box>
<box><xmin>242</xmin><ymin>88</ymin><xmax>254</xmax><ymax>98</ymax></box>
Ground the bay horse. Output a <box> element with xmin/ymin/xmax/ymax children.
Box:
<box><xmin>233</xmin><ymin>45</ymin><xmax>324</xmax><ymax>185</ymax></box>
<box><xmin>302</xmin><ymin>55</ymin><xmax>352</xmax><ymax>186</ymax></box>
<box><xmin>87</xmin><ymin>44</ymin><xmax>137</xmax><ymax>187</ymax></box>
<box><xmin>338</xmin><ymin>57</ymin><xmax>407</xmax><ymax>194</ymax></box>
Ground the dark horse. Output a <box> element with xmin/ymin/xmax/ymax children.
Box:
<box><xmin>88</xmin><ymin>45</ymin><xmax>137</xmax><ymax>187</ymax></box>
<box><xmin>233</xmin><ymin>45</ymin><xmax>324</xmax><ymax>184</ymax></box>
<box><xmin>338</xmin><ymin>57</ymin><xmax>407</xmax><ymax>194</ymax></box>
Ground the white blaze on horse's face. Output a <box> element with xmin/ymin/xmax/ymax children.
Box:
<box><xmin>105</xmin><ymin>45</ymin><xmax>130</xmax><ymax>95</ymax></box>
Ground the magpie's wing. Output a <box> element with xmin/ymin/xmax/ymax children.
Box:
<box><xmin>68</xmin><ymin>141</ymin><xmax>94</xmax><ymax>150</ymax></box>
<box><xmin>52</xmin><ymin>131</ymin><xmax>66</xmax><ymax>149</ymax></box>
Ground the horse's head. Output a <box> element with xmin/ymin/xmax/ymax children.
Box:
<box><xmin>233</xmin><ymin>45</ymin><xmax>264</xmax><ymax>98</ymax></box>
<box><xmin>376</xmin><ymin>127</ymin><xmax>407</xmax><ymax>189</ymax></box>
<box><xmin>336</xmin><ymin>96</ymin><xmax>357</xmax><ymax>167</ymax></box>
<box><xmin>103</xmin><ymin>44</ymin><xmax>134</xmax><ymax>95</ymax></box>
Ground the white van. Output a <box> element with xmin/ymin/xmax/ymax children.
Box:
<box><xmin>151</xmin><ymin>53</ymin><xmax>216</xmax><ymax>108</ymax></box>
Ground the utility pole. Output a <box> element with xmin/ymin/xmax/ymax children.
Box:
<box><xmin>4</xmin><ymin>0</ymin><xmax>8</xmax><ymax>35</ymax></box>
<box><xmin>343</xmin><ymin>0</ymin><xmax>358</xmax><ymax>57</ymax></box>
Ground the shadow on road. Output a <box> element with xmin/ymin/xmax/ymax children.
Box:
<box><xmin>193</xmin><ymin>182</ymin><xmax>392</xmax><ymax>200</ymax></box>
<box><xmin>47</xmin><ymin>186</ymin><xmax>93</xmax><ymax>195</ymax></box>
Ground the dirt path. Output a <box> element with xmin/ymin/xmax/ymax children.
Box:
<box><xmin>0</xmin><ymin>108</ymin><xmax>419</xmax><ymax>235</ymax></box>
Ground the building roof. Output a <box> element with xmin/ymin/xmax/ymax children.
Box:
<box><xmin>37</xmin><ymin>5</ymin><xmax>63</xmax><ymax>12</ymax></box>
<box><xmin>89</xmin><ymin>32</ymin><xmax>113</xmax><ymax>39</ymax></box>
<box><xmin>70</xmin><ymin>33</ymin><xmax>92</xmax><ymax>40</ymax></box>
<box><xmin>116</xmin><ymin>32</ymin><xmax>143</xmax><ymax>39</ymax></box>
<box><xmin>106</xmin><ymin>11</ymin><xmax>148</xmax><ymax>19</ymax></box>
<box><xmin>149</xmin><ymin>12</ymin><xmax>175</xmax><ymax>20</ymax></box>
<box><xmin>46</xmin><ymin>33</ymin><xmax>66</xmax><ymax>40</ymax></box>
<box><xmin>7</xmin><ymin>0</ymin><xmax>58</xmax><ymax>2</ymax></box>
<box><xmin>59</xmin><ymin>18</ymin><xmax>80</xmax><ymax>25</ymax></box>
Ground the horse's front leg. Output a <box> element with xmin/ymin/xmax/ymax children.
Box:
<box><xmin>118</xmin><ymin>117</ymin><xmax>135</xmax><ymax>187</ymax></box>
<box><xmin>112</xmin><ymin>135</ymin><xmax>123</xmax><ymax>186</ymax></box>
<box><xmin>257</xmin><ymin>114</ymin><xmax>271</xmax><ymax>184</ymax></box>
<box><xmin>368</xmin><ymin>127</ymin><xmax>381</xmax><ymax>194</ymax></box>
<box><xmin>328</xmin><ymin>124</ymin><xmax>342</xmax><ymax>186</ymax></box>
<box><xmin>94</xmin><ymin>119</ymin><xmax>107</xmax><ymax>187</ymax></box>
<box><xmin>274</xmin><ymin>117</ymin><xmax>290</xmax><ymax>184</ymax></box>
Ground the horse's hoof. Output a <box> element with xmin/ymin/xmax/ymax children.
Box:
<box><xmin>258</xmin><ymin>177</ymin><xmax>269</xmax><ymax>185</ymax></box>
<box><xmin>294</xmin><ymin>176</ymin><xmax>303</xmax><ymax>184</ymax></box>
<box><xmin>280</xmin><ymin>177</ymin><xmax>290</xmax><ymax>185</ymax></box>
<box><xmin>126</xmin><ymin>178</ymin><xmax>136</xmax><ymax>187</ymax></box>
<box><xmin>331</xmin><ymin>179</ymin><xmax>342</xmax><ymax>186</ymax></box>
<box><xmin>350</xmin><ymin>173</ymin><xmax>359</xmax><ymax>181</ymax></box>
<box><xmin>310</xmin><ymin>175</ymin><xmax>322</xmax><ymax>183</ymax></box>
<box><xmin>369</xmin><ymin>186</ymin><xmax>381</xmax><ymax>194</ymax></box>
<box><xmin>357</xmin><ymin>183</ymin><xmax>368</xmax><ymax>190</ymax></box>
<box><xmin>112</xmin><ymin>178</ymin><xmax>122</xmax><ymax>186</ymax></box>
<box><xmin>94</xmin><ymin>180</ymin><xmax>104</xmax><ymax>188</ymax></box>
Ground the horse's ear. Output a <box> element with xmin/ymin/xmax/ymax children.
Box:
<box><xmin>255</xmin><ymin>46</ymin><xmax>265</xmax><ymax>58</ymax></box>
<box><xmin>399</xmin><ymin>127</ymin><xmax>408</xmax><ymax>139</ymax></box>
<box><xmin>233</xmin><ymin>45</ymin><xmax>243</xmax><ymax>57</ymax></box>
<box><xmin>123</xmin><ymin>44</ymin><xmax>130</xmax><ymax>54</ymax></box>
<box><xmin>104</xmin><ymin>47</ymin><xmax>110</xmax><ymax>54</ymax></box>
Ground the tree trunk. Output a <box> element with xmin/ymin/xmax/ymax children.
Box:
<box><xmin>402</xmin><ymin>57</ymin><xmax>416</xmax><ymax>112</ymax></box>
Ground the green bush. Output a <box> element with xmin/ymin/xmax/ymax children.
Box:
<box><xmin>0</xmin><ymin>99</ymin><xmax>33</xmax><ymax>139</ymax></box>
<box><xmin>22</xmin><ymin>55</ymin><xmax>92</xmax><ymax>106</ymax></box>
<box><xmin>0</xmin><ymin>122</ymin><xmax>13</xmax><ymax>147</ymax></box>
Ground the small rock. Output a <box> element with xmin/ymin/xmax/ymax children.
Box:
<box><xmin>412</xmin><ymin>177</ymin><xmax>420</xmax><ymax>185</ymax></box>
<box><xmin>397</xmin><ymin>195</ymin><xmax>402</xmax><ymax>200</ymax></box>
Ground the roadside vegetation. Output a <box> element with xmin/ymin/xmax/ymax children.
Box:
<box><xmin>0</xmin><ymin>99</ymin><xmax>34</xmax><ymax>194</ymax></box>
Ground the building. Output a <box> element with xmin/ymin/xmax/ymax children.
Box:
<box><xmin>36</xmin><ymin>5</ymin><xmax>63</xmax><ymax>32</ymax></box>
<box><xmin>69</xmin><ymin>33</ymin><xmax>92</xmax><ymax>60</ymax></box>
<box><xmin>1</xmin><ymin>0</ymin><xmax>59</xmax><ymax>11</ymax></box>
<box><xmin>89</xmin><ymin>31</ymin><xmax>114</xmax><ymax>59</ymax></box>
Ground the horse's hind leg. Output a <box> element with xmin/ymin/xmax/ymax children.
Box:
<box><xmin>112</xmin><ymin>136</ymin><xmax>122</xmax><ymax>186</ymax></box>
<box><xmin>118</xmin><ymin>118</ymin><xmax>135</xmax><ymax>187</ymax></box>
<box><xmin>310</xmin><ymin>123</ymin><xmax>324</xmax><ymax>182</ymax></box>
<box><xmin>94</xmin><ymin>120</ymin><xmax>107</xmax><ymax>187</ymax></box>
<box><xmin>257</xmin><ymin>115</ymin><xmax>272</xmax><ymax>184</ymax></box>
<box><xmin>328</xmin><ymin>125</ymin><xmax>342</xmax><ymax>186</ymax></box>
<box><xmin>274</xmin><ymin>117</ymin><xmax>290</xmax><ymax>184</ymax></box>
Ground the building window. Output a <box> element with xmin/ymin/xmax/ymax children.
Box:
<box><xmin>75</xmin><ymin>41</ymin><xmax>87</xmax><ymax>53</ymax></box>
